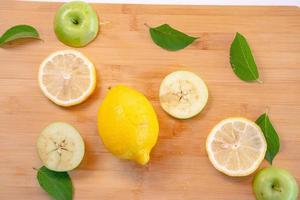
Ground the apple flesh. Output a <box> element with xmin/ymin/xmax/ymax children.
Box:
<box><xmin>54</xmin><ymin>1</ymin><xmax>99</xmax><ymax>47</ymax></box>
<box><xmin>253</xmin><ymin>167</ymin><xmax>299</xmax><ymax>200</ymax></box>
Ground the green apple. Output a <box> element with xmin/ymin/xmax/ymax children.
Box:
<box><xmin>54</xmin><ymin>1</ymin><xmax>99</xmax><ymax>47</ymax></box>
<box><xmin>253</xmin><ymin>167</ymin><xmax>299</xmax><ymax>200</ymax></box>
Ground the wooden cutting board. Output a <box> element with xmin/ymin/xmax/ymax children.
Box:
<box><xmin>0</xmin><ymin>1</ymin><xmax>299</xmax><ymax>199</ymax></box>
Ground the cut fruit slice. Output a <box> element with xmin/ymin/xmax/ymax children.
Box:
<box><xmin>37</xmin><ymin>122</ymin><xmax>85</xmax><ymax>172</ymax></box>
<box><xmin>159</xmin><ymin>70</ymin><xmax>208</xmax><ymax>119</ymax></box>
<box><xmin>206</xmin><ymin>117</ymin><xmax>267</xmax><ymax>176</ymax></box>
<box><xmin>38</xmin><ymin>50</ymin><xmax>96</xmax><ymax>107</ymax></box>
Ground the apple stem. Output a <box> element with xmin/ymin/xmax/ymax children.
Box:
<box><xmin>71</xmin><ymin>18</ymin><xmax>79</xmax><ymax>25</ymax></box>
<box><xmin>99</xmin><ymin>21</ymin><xmax>111</xmax><ymax>26</ymax></box>
<box><xmin>272</xmin><ymin>185</ymin><xmax>282</xmax><ymax>192</ymax></box>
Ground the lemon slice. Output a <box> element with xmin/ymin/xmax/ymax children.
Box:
<box><xmin>206</xmin><ymin>117</ymin><xmax>267</xmax><ymax>176</ymax></box>
<box><xmin>38</xmin><ymin>50</ymin><xmax>96</xmax><ymax>106</ymax></box>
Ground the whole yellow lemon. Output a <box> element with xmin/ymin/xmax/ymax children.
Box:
<box><xmin>97</xmin><ymin>85</ymin><xmax>159</xmax><ymax>165</ymax></box>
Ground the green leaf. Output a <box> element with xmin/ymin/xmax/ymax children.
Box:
<box><xmin>147</xmin><ymin>23</ymin><xmax>198</xmax><ymax>51</ymax></box>
<box><xmin>230</xmin><ymin>32</ymin><xmax>261</xmax><ymax>82</ymax></box>
<box><xmin>256</xmin><ymin>113</ymin><xmax>280</xmax><ymax>164</ymax></box>
<box><xmin>0</xmin><ymin>24</ymin><xmax>40</xmax><ymax>46</ymax></box>
<box><xmin>37</xmin><ymin>166</ymin><xmax>73</xmax><ymax>200</ymax></box>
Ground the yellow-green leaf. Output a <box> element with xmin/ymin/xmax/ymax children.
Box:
<box><xmin>0</xmin><ymin>25</ymin><xmax>40</xmax><ymax>46</ymax></box>
<box><xmin>147</xmin><ymin>23</ymin><xmax>198</xmax><ymax>51</ymax></box>
<box><xmin>256</xmin><ymin>113</ymin><xmax>280</xmax><ymax>164</ymax></box>
<box><xmin>37</xmin><ymin>166</ymin><xmax>73</xmax><ymax>200</ymax></box>
<box><xmin>230</xmin><ymin>32</ymin><xmax>261</xmax><ymax>82</ymax></box>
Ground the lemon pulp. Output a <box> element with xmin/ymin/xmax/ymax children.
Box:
<box><xmin>206</xmin><ymin>117</ymin><xmax>267</xmax><ymax>176</ymax></box>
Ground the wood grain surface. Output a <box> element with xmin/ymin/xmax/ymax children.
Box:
<box><xmin>0</xmin><ymin>1</ymin><xmax>299</xmax><ymax>199</ymax></box>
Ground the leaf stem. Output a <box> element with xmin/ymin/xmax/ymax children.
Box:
<box><xmin>144</xmin><ymin>23</ymin><xmax>151</xmax><ymax>28</ymax></box>
<box><xmin>256</xmin><ymin>79</ymin><xmax>263</xmax><ymax>84</ymax></box>
<box><xmin>265</xmin><ymin>107</ymin><xmax>270</xmax><ymax>116</ymax></box>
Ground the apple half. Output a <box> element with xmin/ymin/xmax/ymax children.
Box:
<box><xmin>253</xmin><ymin>167</ymin><xmax>299</xmax><ymax>200</ymax></box>
<box><xmin>54</xmin><ymin>1</ymin><xmax>99</xmax><ymax>47</ymax></box>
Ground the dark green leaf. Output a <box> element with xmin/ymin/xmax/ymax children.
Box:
<box><xmin>37</xmin><ymin>166</ymin><xmax>73</xmax><ymax>200</ymax></box>
<box><xmin>256</xmin><ymin>113</ymin><xmax>280</xmax><ymax>164</ymax></box>
<box><xmin>147</xmin><ymin>23</ymin><xmax>198</xmax><ymax>51</ymax></box>
<box><xmin>230</xmin><ymin>32</ymin><xmax>261</xmax><ymax>82</ymax></box>
<box><xmin>0</xmin><ymin>25</ymin><xmax>40</xmax><ymax>46</ymax></box>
